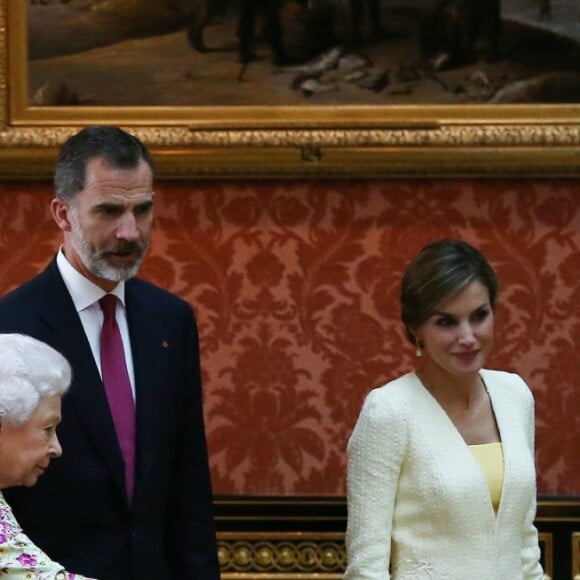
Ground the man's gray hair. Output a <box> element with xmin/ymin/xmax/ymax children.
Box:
<box><xmin>0</xmin><ymin>334</ymin><xmax>71</xmax><ymax>426</ymax></box>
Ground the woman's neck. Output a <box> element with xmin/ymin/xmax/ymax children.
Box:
<box><xmin>416</xmin><ymin>360</ymin><xmax>483</xmax><ymax>411</ymax></box>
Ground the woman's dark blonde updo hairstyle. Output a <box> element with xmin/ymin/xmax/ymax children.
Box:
<box><xmin>401</xmin><ymin>239</ymin><xmax>498</xmax><ymax>347</ymax></box>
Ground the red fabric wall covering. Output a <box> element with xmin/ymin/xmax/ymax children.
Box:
<box><xmin>1</xmin><ymin>178</ymin><xmax>578</xmax><ymax>496</ymax></box>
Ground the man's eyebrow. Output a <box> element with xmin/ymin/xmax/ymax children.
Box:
<box><xmin>93</xmin><ymin>199</ymin><xmax>153</xmax><ymax>210</ymax></box>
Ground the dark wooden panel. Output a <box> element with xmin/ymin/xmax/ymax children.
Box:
<box><xmin>214</xmin><ymin>496</ymin><xmax>580</xmax><ymax>578</ymax></box>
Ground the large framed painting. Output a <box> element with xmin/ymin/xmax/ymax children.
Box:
<box><xmin>0</xmin><ymin>0</ymin><xmax>578</xmax><ymax>177</ymax></box>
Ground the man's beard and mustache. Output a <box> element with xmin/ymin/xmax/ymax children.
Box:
<box><xmin>69</xmin><ymin>212</ymin><xmax>149</xmax><ymax>282</ymax></box>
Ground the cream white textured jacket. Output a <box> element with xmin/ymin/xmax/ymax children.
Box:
<box><xmin>345</xmin><ymin>370</ymin><xmax>544</xmax><ymax>580</ymax></box>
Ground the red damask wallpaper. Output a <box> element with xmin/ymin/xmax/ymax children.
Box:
<box><xmin>0</xmin><ymin>179</ymin><xmax>578</xmax><ymax>496</ymax></box>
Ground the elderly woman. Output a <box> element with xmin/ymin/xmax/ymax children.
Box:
<box><xmin>345</xmin><ymin>239</ymin><xmax>544</xmax><ymax>579</ymax></box>
<box><xmin>0</xmin><ymin>333</ymin><xmax>95</xmax><ymax>579</ymax></box>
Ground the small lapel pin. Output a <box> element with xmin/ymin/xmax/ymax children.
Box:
<box><xmin>162</xmin><ymin>340</ymin><xmax>169</xmax><ymax>349</ymax></box>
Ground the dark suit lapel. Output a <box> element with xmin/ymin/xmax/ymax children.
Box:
<box><xmin>41</xmin><ymin>262</ymin><xmax>127</xmax><ymax>495</ymax></box>
<box><xmin>125</xmin><ymin>281</ymin><xmax>170</xmax><ymax>502</ymax></box>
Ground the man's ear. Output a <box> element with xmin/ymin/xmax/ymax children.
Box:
<box><xmin>50</xmin><ymin>198</ymin><xmax>73</xmax><ymax>233</ymax></box>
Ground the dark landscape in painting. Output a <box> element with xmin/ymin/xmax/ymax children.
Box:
<box><xmin>28</xmin><ymin>0</ymin><xmax>580</xmax><ymax>106</ymax></box>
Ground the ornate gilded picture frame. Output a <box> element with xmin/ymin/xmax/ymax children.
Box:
<box><xmin>0</xmin><ymin>0</ymin><xmax>578</xmax><ymax>178</ymax></box>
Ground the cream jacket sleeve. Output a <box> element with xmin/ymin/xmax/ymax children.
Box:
<box><xmin>344</xmin><ymin>387</ymin><xmax>408</xmax><ymax>579</ymax></box>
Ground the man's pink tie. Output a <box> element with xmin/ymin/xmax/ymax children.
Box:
<box><xmin>100</xmin><ymin>294</ymin><xmax>136</xmax><ymax>503</ymax></box>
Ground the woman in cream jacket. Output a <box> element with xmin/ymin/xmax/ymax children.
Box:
<box><xmin>345</xmin><ymin>239</ymin><xmax>543</xmax><ymax>580</ymax></box>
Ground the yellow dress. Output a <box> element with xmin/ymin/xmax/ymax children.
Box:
<box><xmin>469</xmin><ymin>442</ymin><xmax>504</xmax><ymax>513</ymax></box>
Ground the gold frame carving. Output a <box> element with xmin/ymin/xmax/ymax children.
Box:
<box><xmin>217</xmin><ymin>532</ymin><xmax>344</xmax><ymax>579</ymax></box>
<box><xmin>1</xmin><ymin>0</ymin><xmax>579</xmax><ymax>178</ymax></box>
<box><xmin>216</xmin><ymin>530</ymin><xmax>557</xmax><ymax>578</ymax></box>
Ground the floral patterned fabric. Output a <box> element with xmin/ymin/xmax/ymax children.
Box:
<box><xmin>0</xmin><ymin>492</ymin><xmax>92</xmax><ymax>579</ymax></box>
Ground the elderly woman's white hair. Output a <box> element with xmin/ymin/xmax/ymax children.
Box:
<box><xmin>0</xmin><ymin>333</ymin><xmax>71</xmax><ymax>426</ymax></box>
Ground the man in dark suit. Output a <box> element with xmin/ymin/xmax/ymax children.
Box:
<box><xmin>0</xmin><ymin>126</ymin><xmax>220</xmax><ymax>580</ymax></box>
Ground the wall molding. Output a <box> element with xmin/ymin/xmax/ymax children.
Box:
<box><xmin>215</xmin><ymin>497</ymin><xmax>580</xmax><ymax>579</ymax></box>
<box><xmin>218</xmin><ymin>532</ymin><xmax>344</xmax><ymax>579</ymax></box>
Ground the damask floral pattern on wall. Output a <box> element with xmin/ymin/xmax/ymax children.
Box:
<box><xmin>0</xmin><ymin>179</ymin><xmax>577</xmax><ymax>496</ymax></box>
